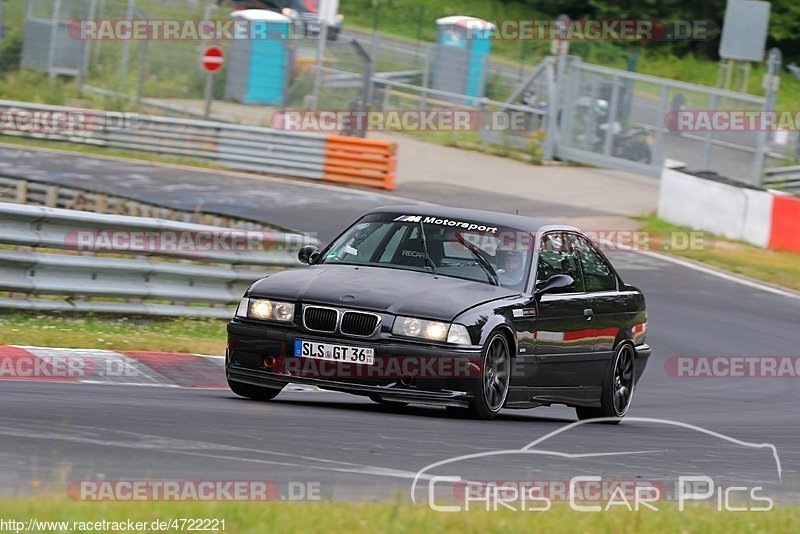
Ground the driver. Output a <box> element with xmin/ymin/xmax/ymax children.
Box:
<box><xmin>498</xmin><ymin>251</ymin><xmax>525</xmax><ymax>286</ymax></box>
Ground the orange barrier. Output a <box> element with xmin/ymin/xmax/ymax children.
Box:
<box><xmin>768</xmin><ymin>195</ymin><xmax>800</xmax><ymax>253</ymax></box>
<box><xmin>322</xmin><ymin>135</ymin><xmax>397</xmax><ymax>190</ymax></box>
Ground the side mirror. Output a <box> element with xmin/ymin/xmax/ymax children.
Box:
<box><xmin>534</xmin><ymin>274</ymin><xmax>574</xmax><ymax>296</ymax></box>
<box><xmin>298</xmin><ymin>245</ymin><xmax>320</xmax><ymax>265</ymax></box>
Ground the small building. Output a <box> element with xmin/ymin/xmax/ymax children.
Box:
<box><xmin>432</xmin><ymin>16</ymin><xmax>495</xmax><ymax>100</ymax></box>
<box><xmin>225</xmin><ymin>9</ymin><xmax>293</xmax><ymax>105</ymax></box>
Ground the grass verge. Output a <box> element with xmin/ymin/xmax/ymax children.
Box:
<box><xmin>393</xmin><ymin>129</ymin><xmax>544</xmax><ymax>163</ymax></box>
<box><xmin>0</xmin><ymin>313</ymin><xmax>227</xmax><ymax>354</ymax></box>
<box><xmin>0</xmin><ymin>499</ymin><xmax>797</xmax><ymax>533</ymax></box>
<box><xmin>636</xmin><ymin>215</ymin><xmax>800</xmax><ymax>292</ymax></box>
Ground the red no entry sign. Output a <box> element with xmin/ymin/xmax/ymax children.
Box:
<box><xmin>201</xmin><ymin>46</ymin><xmax>224</xmax><ymax>74</ymax></box>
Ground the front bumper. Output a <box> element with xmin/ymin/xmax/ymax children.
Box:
<box><xmin>226</xmin><ymin>320</ymin><xmax>483</xmax><ymax>408</ymax></box>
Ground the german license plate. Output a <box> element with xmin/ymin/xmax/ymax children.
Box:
<box><xmin>294</xmin><ymin>340</ymin><xmax>374</xmax><ymax>365</ymax></box>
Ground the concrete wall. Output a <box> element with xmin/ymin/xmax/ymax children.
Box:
<box><xmin>658</xmin><ymin>166</ymin><xmax>800</xmax><ymax>252</ymax></box>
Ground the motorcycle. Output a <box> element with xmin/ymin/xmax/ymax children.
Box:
<box><xmin>576</xmin><ymin>98</ymin><xmax>654</xmax><ymax>164</ymax></box>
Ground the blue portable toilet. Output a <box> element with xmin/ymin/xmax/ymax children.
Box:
<box><xmin>225</xmin><ymin>10</ymin><xmax>292</xmax><ymax>105</ymax></box>
<box><xmin>432</xmin><ymin>16</ymin><xmax>495</xmax><ymax>100</ymax></box>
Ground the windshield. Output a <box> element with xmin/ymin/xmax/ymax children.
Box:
<box><xmin>319</xmin><ymin>213</ymin><xmax>533</xmax><ymax>290</ymax></box>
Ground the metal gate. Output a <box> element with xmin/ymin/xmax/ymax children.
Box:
<box><xmin>555</xmin><ymin>58</ymin><xmax>778</xmax><ymax>185</ymax></box>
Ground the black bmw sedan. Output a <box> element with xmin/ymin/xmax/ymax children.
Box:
<box><xmin>226</xmin><ymin>206</ymin><xmax>651</xmax><ymax>421</ymax></box>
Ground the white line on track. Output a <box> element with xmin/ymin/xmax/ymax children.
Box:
<box><xmin>603</xmin><ymin>240</ymin><xmax>800</xmax><ymax>301</ymax></box>
<box><xmin>0</xmin><ymin>424</ymin><xmax>430</xmax><ymax>482</ymax></box>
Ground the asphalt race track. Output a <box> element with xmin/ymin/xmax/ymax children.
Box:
<box><xmin>1</xmin><ymin>149</ymin><xmax>799</xmax><ymax>505</ymax></box>
<box><xmin>0</xmin><ymin>146</ymin><xmax>411</xmax><ymax>238</ymax></box>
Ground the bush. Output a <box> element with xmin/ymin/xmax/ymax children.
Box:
<box><xmin>0</xmin><ymin>29</ymin><xmax>23</xmax><ymax>74</ymax></box>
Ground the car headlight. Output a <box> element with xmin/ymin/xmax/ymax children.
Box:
<box><xmin>392</xmin><ymin>317</ymin><xmax>471</xmax><ymax>344</ymax></box>
<box><xmin>235</xmin><ymin>297</ymin><xmax>295</xmax><ymax>323</ymax></box>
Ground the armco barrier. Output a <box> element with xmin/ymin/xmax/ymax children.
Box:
<box><xmin>323</xmin><ymin>135</ymin><xmax>396</xmax><ymax>190</ymax></box>
<box><xmin>0</xmin><ymin>100</ymin><xmax>397</xmax><ymax>191</ymax></box>
<box><xmin>0</xmin><ymin>201</ymin><xmax>318</xmax><ymax>317</ymax></box>
<box><xmin>658</xmin><ymin>165</ymin><xmax>800</xmax><ymax>253</ymax></box>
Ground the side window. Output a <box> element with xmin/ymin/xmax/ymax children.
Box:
<box><xmin>572</xmin><ymin>235</ymin><xmax>617</xmax><ymax>292</ymax></box>
<box><xmin>537</xmin><ymin>233</ymin><xmax>585</xmax><ymax>293</ymax></box>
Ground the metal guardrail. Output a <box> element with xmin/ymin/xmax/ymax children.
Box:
<box><xmin>0</xmin><ymin>100</ymin><xmax>397</xmax><ymax>190</ymax></box>
<box><xmin>0</xmin><ymin>202</ymin><xmax>318</xmax><ymax>318</ymax></box>
<box><xmin>763</xmin><ymin>165</ymin><xmax>800</xmax><ymax>193</ymax></box>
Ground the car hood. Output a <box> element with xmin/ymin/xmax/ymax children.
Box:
<box><xmin>248</xmin><ymin>265</ymin><xmax>520</xmax><ymax>321</ymax></box>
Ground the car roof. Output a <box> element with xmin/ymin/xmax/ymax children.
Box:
<box><xmin>366</xmin><ymin>205</ymin><xmax>574</xmax><ymax>234</ymax></box>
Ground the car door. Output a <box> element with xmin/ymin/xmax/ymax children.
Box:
<box><xmin>571</xmin><ymin>233</ymin><xmax>625</xmax><ymax>361</ymax></box>
<box><xmin>528</xmin><ymin>231</ymin><xmax>597</xmax><ymax>388</ymax></box>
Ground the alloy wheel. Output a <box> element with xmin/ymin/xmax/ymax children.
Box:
<box><xmin>483</xmin><ymin>335</ymin><xmax>510</xmax><ymax>412</ymax></box>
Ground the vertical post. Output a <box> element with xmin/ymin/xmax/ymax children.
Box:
<box><xmin>701</xmin><ymin>94</ymin><xmax>717</xmax><ymax>169</ymax></box>
<box><xmin>47</xmin><ymin>0</ymin><xmax>63</xmax><ymax>80</ymax></box>
<box><xmin>362</xmin><ymin>49</ymin><xmax>374</xmax><ymax>110</ymax></box>
<box><xmin>311</xmin><ymin>0</ymin><xmax>331</xmax><ymax>111</ymax></box>
<box><xmin>650</xmin><ymin>85</ymin><xmax>669</xmax><ymax>167</ymax></box>
<box><xmin>202</xmin><ymin>3</ymin><xmax>218</xmax><ymax>118</ymax></box>
<box><xmin>740</xmin><ymin>61</ymin><xmax>751</xmax><ymax>93</ymax></box>
<box><xmin>602</xmin><ymin>76</ymin><xmax>621</xmax><ymax>157</ymax></box>
<box><xmin>544</xmin><ymin>15</ymin><xmax>570</xmax><ymax>160</ymax></box>
<box><xmin>136</xmin><ymin>38</ymin><xmax>147</xmax><ymax>105</ymax></box>
<box><xmin>370</xmin><ymin>2</ymin><xmax>380</xmax><ymax>67</ymax></box>
<box><xmin>419</xmin><ymin>52</ymin><xmax>429</xmax><ymax>112</ymax></box>
<box><xmin>15</xmin><ymin>180</ymin><xmax>28</xmax><ymax>204</ymax></box>
<box><xmin>543</xmin><ymin>54</ymin><xmax>568</xmax><ymax>161</ymax></box>
<box><xmin>723</xmin><ymin>59</ymin><xmax>734</xmax><ymax>90</ymax></box>
<box><xmin>415</xmin><ymin>5</ymin><xmax>424</xmax><ymax>60</ymax></box>
<box><xmin>753</xmin><ymin>48</ymin><xmax>781</xmax><ymax>185</ymax></box>
<box><xmin>92</xmin><ymin>0</ymin><xmax>105</xmax><ymax>65</ymax></box>
<box><xmin>78</xmin><ymin>0</ymin><xmax>97</xmax><ymax>93</ymax></box>
<box><xmin>117</xmin><ymin>0</ymin><xmax>135</xmax><ymax>92</ymax></box>
<box><xmin>202</xmin><ymin>73</ymin><xmax>213</xmax><ymax>118</ymax></box>
<box><xmin>381</xmin><ymin>80</ymin><xmax>390</xmax><ymax>110</ymax></box>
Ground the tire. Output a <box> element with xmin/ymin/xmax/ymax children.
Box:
<box><xmin>228</xmin><ymin>379</ymin><xmax>283</xmax><ymax>401</ymax></box>
<box><xmin>576</xmin><ymin>343</ymin><xmax>636</xmax><ymax>424</ymax></box>
<box><xmin>621</xmin><ymin>140</ymin><xmax>652</xmax><ymax>164</ymax></box>
<box><xmin>369</xmin><ymin>395</ymin><xmax>408</xmax><ymax>408</ymax></box>
<box><xmin>446</xmin><ymin>332</ymin><xmax>511</xmax><ymax>420</ymax></box>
